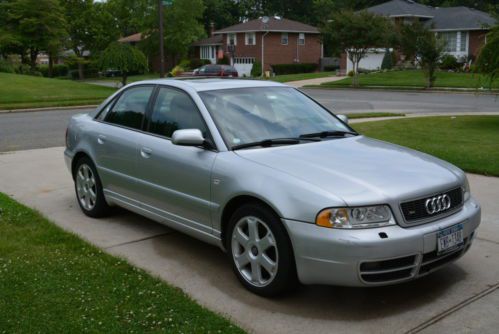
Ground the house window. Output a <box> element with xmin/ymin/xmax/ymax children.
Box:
<box><xmin>245</xmin><ymin>32</ymin><xmax>256</xmax><ymax>45</ymax></box>
<box><xmin>440</xmin><ymin>31</ymin><xmax>458</xmax><ymax>52</ymax></box>
<box><xmin>460</xmin><ymin>31</ymin><xmax>468</xmax><ymax>52</ymax></box>
<box><xmin>298</xmin><ymin>33</ymin><xmax>305</xmax><ymax>45</ymax></box>
<box><xmin>281</xmin><ymin>33</ymin><xmax>288</xmax><ymax>45</ymax></box>
<box><xmin>228</xmin><ymin>33</ymin><xmax>237</xmax><ymax>46</ymax></box>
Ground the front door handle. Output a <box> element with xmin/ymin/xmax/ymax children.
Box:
<box><xmin>97</xmin><ymin>135</ymin><xmax>106</xmax><ymax>145</ymax></box>
<box><xmin>140</xmin><ymin>147</ymin><xmax>153</xmax><ymax>159</ymax></box>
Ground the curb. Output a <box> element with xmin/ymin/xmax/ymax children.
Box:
<box><xmin>302</xmin><ymin>85</ymin><xmax>499</xmax><ymax>95</ymax></box>
<box><xmin>349</xmin><ymin>112</ymin><xmax>499</xmax><ymax>124</ymax></box>
<box><xmin>0</xmin><ymin>105</ymin><xmax>98</xmax><ymax>114</ymax></box>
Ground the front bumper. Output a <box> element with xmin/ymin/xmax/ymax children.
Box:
<box><xmin>284</xmin><ymin>197</ymin><xmax>481</xmax><ymax>286</ymax></box>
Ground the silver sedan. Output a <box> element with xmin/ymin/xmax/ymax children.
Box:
<box><xmin>64</xmin><ymin>79</ymin><xmax>481</xmax><ymax>296</ymax></box>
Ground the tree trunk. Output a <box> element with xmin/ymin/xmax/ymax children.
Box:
<box><xmin>78</xmin><ymin>62</ymin><xmax>85</xmax><ymax>80</ymax></box>
<box><xmin>122</xmin><ymin>73</ymin><xmax>127</xmax><ymax>87</ymax></box>
<box><xmin>48</xmin><ymin>52</ymin><xmax>54</xmax><ymax>78</ymax></box>
<box><xmin>29</xmin><ymin>49</ymin><xmax>38</xmax><ymax>72</ymax></box>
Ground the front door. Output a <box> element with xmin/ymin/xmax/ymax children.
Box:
<box><xmin>95</xmin><ymin>85</ymin><xmax>154</xmax><ymax>200</ymax></box>
<box><xmin>135</xmin><ymin>86</ymin><xmax>217</xmax><ymax>234</ymax></box>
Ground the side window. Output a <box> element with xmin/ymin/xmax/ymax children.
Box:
<box><xmin>104</xmin><ymin>86</ymin><xmax>154</xmax><ymax>129</ymax></box>
<box><xmin>148</xmin><ymin>87</ymin><xmax>209</xmax><ymax>138</ymax></box>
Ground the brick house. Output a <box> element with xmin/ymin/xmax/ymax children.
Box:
<box><xmin>340</xmin><ymin>0</ymin><xmax>497</xmax><ymax>73</ymax></box>
<box><xmin>194</xmin><ymin>17</ymin><xmax>322</xmax><ymax>76</ymax></box>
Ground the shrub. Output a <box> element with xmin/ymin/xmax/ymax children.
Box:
<box><xmin>440</xmin><ymin>54</ymin><xmax>459</xmax><ymax>71</ymax></box>
<box><xmin>271</xmin><ymin>63</ymin><xmax>317</xmax><ymax>75</ymax></box>
<box><xmin>38</xmin><ymin>64</ymin><xmax>69</xmax><ymax>77</ymax></box>
<box><xmin>324</xmin><ymin>64</ymin><xmax>339</xmax><ymax>71</ymax></box>
<box><xmin>251</xmin><ymin>60</ymin><xmax>262</xmax><ymax>77</ymax></box>
<box><xmin>178</xmin><ymin>59</ymin><xmax>191</xmax><ymax>69</ymax></box>
<box><xmin>218</xmin><ymin>56</ymin><xmax>230</xmax><ymax>65</ymax></box>
<box><xmin>170</xmin><ymin>65</ymin><xmax>185</xmax><ymax>77</ymax></box>
<box><xmin>0</xmin><ymin>59</ymin><xmax>15</xmax><ymax>73</ymax></box>
<box><xmin>347</xmin><ymin>70</ymin><xmax>354</xmax><ymax>77</ymax></box>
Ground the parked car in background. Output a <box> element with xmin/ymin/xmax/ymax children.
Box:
<box><xmin>193</xmin><ymin>64</ymin><xmax>238</xmax><ymax>77</ymax></box>
<box><xmin>65</xmin><ymin>79</ymin><xmax>480</xmax><ymax>297</ymax></box>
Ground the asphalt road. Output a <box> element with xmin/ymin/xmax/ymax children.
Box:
<box><xmin>302</xmin><ymin>88</ymin><xmax>499</xmax><ymax>114</ymax></box>
<box><xmin>0</xmin><ymin>89</ymin><xmax>498</xmax><ymax>152</ymax></box>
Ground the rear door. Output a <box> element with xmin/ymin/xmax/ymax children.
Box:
<box><xmin>134</xmin><ymin>86</ymin><xmax>217</xmax><ymax>234</ymax></box>
<box><xmin>95</xmin><ymin>85</ymin><xmax>154</xmax><ymax>200</ymax></box>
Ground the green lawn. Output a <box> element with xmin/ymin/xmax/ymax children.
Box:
<box><xmin>271</xmin><ymin>71</ymin><xmax>336</xmax><ymax>83</ymax></box>
<box><xmin>0</xmin><ymin>193</ymin><xmax>244</xmax><ymax>333</ymax></box>
<box><xmin>0</xmin><ymin>73</ymin><xmax>116</xmax><ymax>110</ymax></box>
<box><xmin>95</xmin><ymin>73</ymin><xmax>161</xmax><ymax>83</ymax></box>
<box><xmin>346</xmin><ymin>112</ymin><xmax>405</xmax><ymax>119</ymax></box>
<box><xmin>320</xmin><ymin>70</ymin><xmax>499</xmax><ymax>89</ymax></box>
<box><xmin>353</xmin><ymin>116</ymin><xmax>499</xmax><ymax>176</ymax></box>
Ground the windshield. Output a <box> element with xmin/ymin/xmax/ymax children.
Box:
<box><xmin>199</xmin><ymin>87</ymin><xmax>352</xmax><ymax>148</ymax></box>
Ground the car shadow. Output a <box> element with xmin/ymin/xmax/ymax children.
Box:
<box><xmin>151</xmin><ymin>227</ymin><xmax>467</xmax><ymax>321</ymax></box>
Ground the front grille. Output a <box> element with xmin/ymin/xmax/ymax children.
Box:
<box><xmin>400</xmin><ymin>187</ymin><xmax>463</xmax><ymax>223</ymax></box>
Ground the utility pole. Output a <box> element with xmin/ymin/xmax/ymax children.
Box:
<box><xmin>158</xmin><ymin>0</ymin><xmax>165</xmax><ymax>78</ymax></box>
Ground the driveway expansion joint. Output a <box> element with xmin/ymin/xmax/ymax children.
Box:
<box><xmin>405</xmin><ymin>282</ymin><xmax>499</xmax><ymax>334</ymax></box>
<box><xmin>475</xmin><ymin>237</ymin><xmax>499</xmax><ymax>246</ymax></box>
<box><xmin>104</xmin><ymin>232</ymin><xmax>174</xmax><ymax>250</ymax></box>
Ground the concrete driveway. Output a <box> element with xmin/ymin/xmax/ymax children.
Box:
<box><xmin>0</xmin><ymin>147</ymin><xmax>498</xmax><ymax>334</ymax></box>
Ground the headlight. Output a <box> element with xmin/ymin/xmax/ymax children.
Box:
<box><xmin>316</xmin><ymin>205</ymin><xmax>395</xmax><ymax>229</ymax></box>
<box><xmin>463</xmin><ymin>177</ymin><xmax>471</xmax><ymax>202</ymax></box>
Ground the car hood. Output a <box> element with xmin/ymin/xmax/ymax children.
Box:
<box><xmin>235</xmin><ymin>136</ymin><xmax>464</xmax><ymax>206</ymax></box>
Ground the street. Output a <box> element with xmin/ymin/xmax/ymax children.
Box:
<box><xmin>0</xmin><ymin>89</ymin><xmax>498</xmax><ymax>152</ymax></box>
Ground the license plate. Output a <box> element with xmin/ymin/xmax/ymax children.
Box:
<box><xmin>437</xmin><ymin>223</ymin><xmax>464</xmax><ymax>255</ymax></box>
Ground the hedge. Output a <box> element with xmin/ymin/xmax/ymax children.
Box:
<box><xmin>271</xmin><ymin>63</ymin><xmax>317</xmax><ymax>75</ymax></box>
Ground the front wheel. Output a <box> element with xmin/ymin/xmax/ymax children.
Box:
<box><xmin>228</xmin><ymin>203</ymin><xmax>297</xmax><ymax>296</ymax></box>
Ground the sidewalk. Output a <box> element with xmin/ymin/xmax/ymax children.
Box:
<box><xmin>0</xmin><ymin>146</ymin><xmax>498</xmax><ymax>334</ymax></box>
<box><xmin>285</xmin><ymin>76</ymin><xmax>345</xmax><ymax>88</ymax></box>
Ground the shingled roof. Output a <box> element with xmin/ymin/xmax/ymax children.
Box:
<box><xmin>366</xmin><ymin>0</ymin><xmax>497</xmax><ymax>30</ymax></box>
<box><xmin>214</xmin><ymin>17</ymin><xmax>319</xmax><ymax>34</ymax></box>
<box><xmin>192</xmin><ymin>35</ymin><xmax>223</xmax><ymax>46</ymax></box>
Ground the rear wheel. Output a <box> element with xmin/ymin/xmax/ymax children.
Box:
<box><xmin>74</xmin><ymin>157</ymin><xmax>111</xmax><ymax>218</ymax></box>
<box><xmin>228</xmin><ymin>203</ymin><xmax>297</xmax><ymax>296</ymax></box>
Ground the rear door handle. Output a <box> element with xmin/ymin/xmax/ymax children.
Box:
<box><xmin>140</xmin><ymin>147</ymin><xmax>153</xmax><ymax>158</ymax></box>
<box><xmin>97</xmin><ymin>135</ymin><xmax>106</xmax><ymax>144</ymax></box>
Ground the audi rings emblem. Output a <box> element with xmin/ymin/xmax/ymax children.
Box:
<box><xmin>425</xmin><ymin>194</ymin><xmax>451</xmax><ymax>214</ymax></box>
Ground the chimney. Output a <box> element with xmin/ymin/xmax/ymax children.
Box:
<box><xmin>210</xmin><ymin>22</ymin><xmax>215</xmax><ymax>36</ymax></box>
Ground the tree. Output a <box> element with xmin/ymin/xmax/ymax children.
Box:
<box><xmin>400</xmin><ymin>22</ymin><xmax>444</xmax><ymax>88</ymax></box>
<box><xmin>202</xmin><ymin>0</ymin><xmax>241</xmax><ymax>32</ymax></box>
<box><xmin>140</xmin><ymin>0</ymin><xmax>205</xmax><ymax>67</ymax></box>
<box><xmin>105</xmin><ymin>0</ymin><xmax>153</xmax><ymax>37</ymax></box>
<box><xmin>99</xmin><ymin>42</ymin><xmax>148</xmax><ymax>86</ymax></box>
<box><xmin>1</xmin><ymin>0</ymin><xmax>67</xmax><ymax>71</ymax></box>
<box><xmin>475</xmin><ymin>26</ymin><xmax>499</xmax><ymax>89</ymax></box>
<box><xmin>322</xmin><ymin>10</ymin><xmax>391</xmax><ymax>87</ymax></box>
<box><xmin>61</xmin><ymin>0</ymin><xmax>119</xmax><ymax>79</ymax></box>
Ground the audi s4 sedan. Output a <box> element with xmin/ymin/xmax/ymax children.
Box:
<box><xmin>64</xmin><ymin>79</ymin><xmax>481</xmax><ymax>296</ymax></box>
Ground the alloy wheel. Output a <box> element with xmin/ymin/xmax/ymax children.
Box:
<box><xmin>76</xmin><ymin>164</ymin><xmax>97</xmax><ymax>211</ymax></box>
<box><xmin>231</xmin><ymin>216</ymin><xmax>279</xmax><ymax>287</ymax></box>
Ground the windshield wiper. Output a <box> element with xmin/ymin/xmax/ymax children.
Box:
<box><xmin>232</xmin><ymin>138</ymin><xmax>318</xmax><ymax>151</ymax></box>
<box><xmin>299</xmin><ymin>130</ymin><xmax>357</xmax><ymax>139</ymax></box>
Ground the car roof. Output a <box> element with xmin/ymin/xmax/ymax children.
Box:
<box><xmin>133</xmin><ymin>78</ymin><xmax>288</xmax><ymax>92</ymax></box>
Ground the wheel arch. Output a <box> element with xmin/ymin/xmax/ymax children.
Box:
<box><xmin>71</xmin><ymin>151</ymin><xmax>93</xmax><ymax>180</ymax></box>
<box><xmin>220</xmin><ymin>195</ymin><xmax>284</xmax><ymax>250</ymax></box>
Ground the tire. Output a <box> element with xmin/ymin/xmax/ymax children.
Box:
<box><xmin>73</xmin><ymin>156</ymin><xmax>112</xmax><ymax>218</ymax></box>
<box><xmin>227</xmin><ymin>203</ymin><xmax>297</xmax><ymax>296</ymax></box>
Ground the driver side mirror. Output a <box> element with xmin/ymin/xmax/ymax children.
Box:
<box><xmin>172</xmin><ymin>129</ymin><xmax>207</xmax><ymax>147</ymax></box>
<box><xmin>337</xmin><ymin>114</ymin><xmax>349</xmax><ymax>124</ymax></box>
